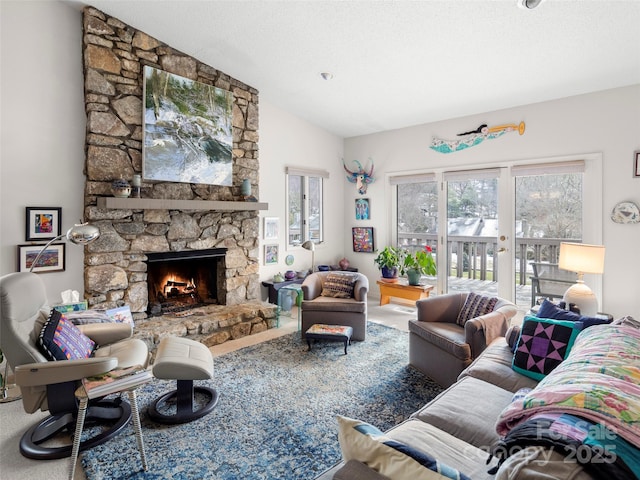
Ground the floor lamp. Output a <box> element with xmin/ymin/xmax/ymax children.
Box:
<box><xmin>301</xmin><ymin>241</ymin><xmax>315</xmax><ymax>274</ymax></box>
<box><xmin>558</xmin><ymin>242</ymin><xmax>605</xmax><ymax>317</ymax></box>
<box><xmin>29</xmin><ymin>222</ymin><xmax>101</xmax><ymax>272</ymax></box>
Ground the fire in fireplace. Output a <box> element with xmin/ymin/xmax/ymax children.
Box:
<box><xmin>146</xmin><ymin>248</ymin><xmax>227</xmax><ymax>315</ymax></box>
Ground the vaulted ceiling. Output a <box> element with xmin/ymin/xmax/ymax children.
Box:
<box><xmin>64</xmin><ymin>0</ymin><xmax>640</xmax><ymax>138</ymax></box>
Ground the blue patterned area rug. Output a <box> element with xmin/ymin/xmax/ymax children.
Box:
<box><xmin>81</xmin><ymin>322</ymin><xmax>442</xmax><ymax>479</ymax></box>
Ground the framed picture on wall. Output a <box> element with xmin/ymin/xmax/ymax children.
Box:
<box><xmin>264</xmin><ymin>217</ymin><xmax>279</xmax><ymax>240</ymax></box>
<box><xmin>142</xmin><ymin>66</ymin><xmax>233</xmax><ymax>186</ymax></box>
<box><xmin>352</xmin><ymin>227</ymin><xmax>374</xmax><ymax>253</ymax></box>
<box><xmin>25</xmin><ymin>207</ymin><xmax>61</xmax><ymax>241</ymax></box>
<box><xmin>355</xmin><ymin>198</ymin><xmax>370</xmax><ymax>220</ymax></box>
<box><xmin>634</xmin><ymin>151</ymin><xmax>640</xmax><ymax>178</ymax></box>
<box><xmin>264</xmin><ymin>244</ymin><xmax>279</xmax><ymax>265</ymax></box>
<box><xmin>18</xmin><ymin>243</ymin><xmax>66</xmax><ymax>273</ymax></box>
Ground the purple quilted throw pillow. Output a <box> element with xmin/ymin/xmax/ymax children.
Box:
<box><xmin>512</xmin><ymin>316</ymin><xmax>581</xmax><ymax>381</ymax></box>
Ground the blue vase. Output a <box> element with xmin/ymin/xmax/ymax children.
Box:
<box><xmin>241</xmin><ymin>179</ymin><xmax>251</xmax><ymax>196</ymax></box>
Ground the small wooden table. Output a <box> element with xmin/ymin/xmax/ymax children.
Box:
<box><xmin>377</xmin><ymin>280</ymin><xmax>434</xmax><ymax>306</ymax></box>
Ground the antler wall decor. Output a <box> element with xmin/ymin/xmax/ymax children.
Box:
<box><xmin>343</xmin><ymin>158</ymin><xmax>375</xmax><ymax>194</ymax></box>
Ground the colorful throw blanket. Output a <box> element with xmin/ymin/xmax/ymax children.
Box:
<box><xmin>494</xmin><ymin>324</ymin><xmax>640</xmax><ymax>475</ymax></box>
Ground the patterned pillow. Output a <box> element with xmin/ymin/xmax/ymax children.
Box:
<box><xmin>321</xmin><ymin>273</ymin><xmax>357</xmax><ymax>299</ymax></box>
<box><xmin>456</xmin><ymin>292</ymin><xmax>498</xmax><ymax>326</ymax></box>
<box><xmin>38</xmin><ymin>309</ymin><xmax>95</xmax><ymax>361</ymax></box>
<box><xmin>512</xmin><ymin>316</ymin><xmax>581</xmax><ymax>381</ymax></box>
<box><xmin>337</xmin><ymin>415</ymin><xmax>471</xmax><ymax>480</ymax></box>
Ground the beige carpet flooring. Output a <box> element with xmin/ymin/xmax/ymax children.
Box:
<box><xmin>0</xmin><ymin>299</ymin><xmax>416</xmax><ymax>480</ymax></box>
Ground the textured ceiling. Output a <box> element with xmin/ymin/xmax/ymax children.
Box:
<box><xmin>63</xmin><ymin>0</ymin><xmax>640</xmax><ymax>138</ymax></box>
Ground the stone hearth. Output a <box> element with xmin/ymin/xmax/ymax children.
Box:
<box><xmin>134</xmin><ymin>302</ymin><xmax>277</xmax><ymax>355</ymax></box>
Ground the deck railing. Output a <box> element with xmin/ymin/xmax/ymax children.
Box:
<box><xmin>398</xmin><ymin>233</ymin><xmax>579</xmax><ymax>285</ymax></box>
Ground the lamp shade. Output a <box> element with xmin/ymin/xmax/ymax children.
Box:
<box><xmin>30</xmin><ymin>222</ymin><xmax>100</xmax><ymax>272</ymax></box>
<box><xmin>301</xmin><ymin>241</ymin><xmax>315</xmax><ymax>273</ymax></box>
<box><xmin>558</xmin><ymin>242</ymin><xmax>605</xmax><ymax>275</ymax></box>
<box><xmin>66</xmin><ymin>223</ymin><xmax>101</xmax><ymax>245</ymax></box>
<box><xmin>558</xmin><ymin>242</ymin><xmax>604</xmax><ymax>317</ymax></box>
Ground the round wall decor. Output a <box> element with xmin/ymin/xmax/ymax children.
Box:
<box><xmin>611</xmin><ymin>201</ymin><xmax>640</xmax><ymax>224</ymax></box>
<box><xmin>285</xmin><ymin>254</ymin><xmax>294</xmax><ymax>265</ymax></box>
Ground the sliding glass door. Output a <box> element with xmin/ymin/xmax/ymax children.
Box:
<box><xmin>393</xmin><ymin>157</ymin><xmax>598</xmax><ymax>309</ymax></box>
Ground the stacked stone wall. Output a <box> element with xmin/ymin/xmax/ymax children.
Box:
<box><xmin>81</xmin><ymin>7</ymin><xmax>261</xmax><ymax>323</ymax></box>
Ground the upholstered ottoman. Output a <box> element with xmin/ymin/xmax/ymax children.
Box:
<box><xmin>148</xmin><ymin>337</ymin><xmax>219</xmax><ymax>424</ymax></box>
<box><xmin>306</xmin><ymin>324</ymin><xmax>353</xmax><ymax>354</ymax></box>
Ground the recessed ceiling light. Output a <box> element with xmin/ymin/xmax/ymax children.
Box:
<box><xmin>517</xmin><ymin>0</ymin><xmax>545</xmax><ymax>9</ymax></box>
<box><xmin>320</xmin><ymin>72</ymin><xmax>334</xmax><ymax>81</ymax></box>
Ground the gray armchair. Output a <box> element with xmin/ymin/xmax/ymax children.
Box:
<box><xmin>408</xmin><ymin>292</ymin><xmax>517</xmax><ymax>387</ymax></box>
<box><xmin>0</xmin><ymin>272</ymin><xmax>149</xmax><ymax>459</ymax></box>
<box><xmin>301</xmin><ymin>271</ymin><xmax>369</xmax><ymax>341</ymax></box>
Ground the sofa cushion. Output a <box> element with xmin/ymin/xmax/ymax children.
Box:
<box><xmin>408</xmin><ymin>320</ymin><xmax>471</xmax><ymax>361</ymax></box>
<box><xmin>512</xmin><ymin>316</ymin><xmax>581</xmax><ymax>381</ymax></box>
<box><xmin>301</xmin><ymin>296</ymin><xmax>366</xmax><ymax>313</ymax></box>
<box><xmin>412</xmin><ymin>376</ymin><xmax>513</xmax><ymax>449</ymax></box>
<box><xmin>321</xmin><ymin>272</ymin><xmax>357</xmax><ymax>298</ymax></box>
<box><xmin>38</xmin><ymin>309</ymin><xmax>95</xmax><ymax>361</ymax></box>
<box><xmin>458</xmin><ymin>338</ymin><xmax>539</xmax><ymax>393</ymax></box>
<box><xmin>337</xmin><ymin>416</ymin><xmax>471</xmax><ymax>480</ymax></box>
<box><xmin>385</xmin><ymin>419</ymin><xmax>499</xmax><ymax>480</ymax></box>
<box><xmin>456</xmin><ymin>292</ymin><xmax>498</xmax><ymax>326</ymax></box>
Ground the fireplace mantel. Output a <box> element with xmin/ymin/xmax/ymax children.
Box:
<box><xmin>97</xmin><ymin>197</ymin><xmax>269</xmax><ymax>211</ymax></box>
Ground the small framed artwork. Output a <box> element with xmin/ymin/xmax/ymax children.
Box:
<box><xmin>18</xmin><ymin>243</ymin><xmax>66</xmax><ymax>273</ymax></box>
<box><xmin>26</xmin><ymin>207</ymin><xmax>61</xmax><ymax>241</ymax></box>
<box><xmin>264</xmin><ymin>217</ymin><xmax>279</xmax><ymax>240</ymax></box>
<box><xmin>634</xmin><ymin>151</ymin><xmax>640</xmax><ymax>178</ymax></box>
<box><xmin>264</xmin><ymin>244</ymin><xmax>279</xmax><ymax>265</ymax></box>
<box><xmin>352</xmin><ymin>227</ymin><xmax>375</xmax><ymax>253</ymax></box>
<box><xmin>355</xmin><ymin>198</ymin><xmax>370</xmax><ymax>220</ymax></box>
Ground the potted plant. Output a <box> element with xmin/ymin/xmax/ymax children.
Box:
<box><xmin>374</xmin><ymin>246</ymin><xmax>404</xmax><ymax>280</ymax></box>
<box><xmin>400</xmin><ymin>246</ymin><xmax>436</xmax><ymax>285</ymax></box>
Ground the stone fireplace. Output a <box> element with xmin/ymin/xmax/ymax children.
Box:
<box><xmin>79</xmin><ymin>7</ymin><xmax>276</xmax><ymax>349</ymax></box>
<box><xmin>146</xmin><ymin>248</ymin><xmax>227</xmax><ymax>315</ymax></box>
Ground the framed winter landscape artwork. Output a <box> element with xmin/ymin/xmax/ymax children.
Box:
<box><xmin>143</xmin><ymin>66</ymin><xmax>233</xmax><ymax>186</ymax></box>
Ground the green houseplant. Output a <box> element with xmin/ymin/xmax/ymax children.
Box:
<box><xmin>400</xmin><ymin>246</ymin><xmax>436</xmax><ymax>285</ymax></box>
<box><xmin>373</xmin><ymin>246</ymin><xmax>404</xmax><ymax>279</ymax></box>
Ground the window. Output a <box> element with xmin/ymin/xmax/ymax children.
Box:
<box><xmin>392</xmin><ymin>173</ymin><xmax>438</xmax><ymax>255</ymax></box>
<box><xmin>286</xmin><ymin>167</ymin><xmax>328</xmax><ymax>246</ymax></box>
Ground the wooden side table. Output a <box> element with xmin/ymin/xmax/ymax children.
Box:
<box><xmin>377</xmin><ymin>280</ymin><xmax>434</xmax><ymax>306</ymax></box>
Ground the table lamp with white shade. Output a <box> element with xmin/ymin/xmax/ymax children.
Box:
<box><xmin>558</xmin><ymin>242</ymin><xmax>605</xmax><ymax>317</ymax></box>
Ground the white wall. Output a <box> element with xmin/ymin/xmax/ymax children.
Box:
<box><xmin>258</xmin><ymin>100</ymin><xmax>345</xmax><ymax>297</ymax></box>
<box><xmin>1</xmin><ymin>1</ymin><xmax>86</xmax><ymax>302</ymax></box>
<box><xmin>344</xmin><ymin>85</ymin><xmax>640</xmax><ymax>318</ymax></box>
<box><xmin>2</xmin><ymin>2</ymin><xmax>638</xmax><ymax>318</ymax></box>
